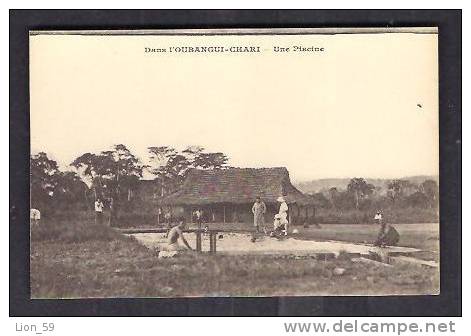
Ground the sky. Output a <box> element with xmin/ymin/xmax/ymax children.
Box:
<box><xmin>30</xmin><ymin>31</ymin><xmax>439</xmax><ymax>182</ymax></box>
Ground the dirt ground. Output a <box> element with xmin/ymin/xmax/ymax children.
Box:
<box><xmin>131</xmin><ymin>232</ymin><xmax>420</xmax><ymax>256</ymax></box>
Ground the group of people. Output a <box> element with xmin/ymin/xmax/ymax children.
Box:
<box><xmin>253</xmin><ymin>197</ymin><xmax>400</xmax><ymax>246</ymax></box>
<box><xmin>93</xmin><ymin>197</ymin><xmax>119</xmax><ymax>226</ymax></box>
<box><xmin>90</xmin><ymin>195</ymin><xmax>400</xmax><ymax>252</ymax></box>
<box><xmin>161</xmin><ymin>195</ymin><xmax>291</xmax><ymax>251</ymax></box>
<box><xmin>252</xmin><ymin>196</ymin><xmax>289</xmax><ymax>240</ymax></box>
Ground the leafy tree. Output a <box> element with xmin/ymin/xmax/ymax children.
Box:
<box><xmin>309</xmin><ymin>192</ymin><xmax>331</xmax><ymax>209</ymax></box>
<box><xmin>387</xmin><ymin>179</ymin><xmax>413</xmax><ymax>206</ymax></box>
<box><xmin>421</xmin><ymin>179</ymin><xmax>439</xmax><ymax>208</ymax></box>
<box><xmin>335</xmin><ymin>191</ymin><xmax>356</xmax><ymax>210</ymax></box>
<box><xmin>71</xmin><ymin>152</ymin><xmax>115</xmax><ymax>199</ymax></box>
<box><xmin>182</xmin><ymin>145</ymin><xmax>228</xmax><ymax>170</ymax></box>
<box><xmin>55</xmin><ymin>171</ymin><xmax>89</xmax><ymax>209</ymax></box>
<box><xmin>71</xmin><ymin>152</ymin><xmax>114</xmax><ymax>178</ymax></box>
<box><xmin>161</xmin><ymin>154</ymin><xmax>191</xmax><ymax>191</ymax></box>
<box><xmin>30</xmin><ymin>152</ymin><xmax>60</xmax><ymax>210</ymax></box>
<box><xmin>148</xmin><ymin>146</ymin><xmax>190</xmax><ymax>196</ymax></box>
<box><xmin>148</xmin><ymin>146</ymin><xmax>177</xmax><ymax>166</ymax></box>
<box><xmin>192</xmin><ymin>152</ymin><xmax>228</xmax><ymax>169</ymax></box>
<box><xmin>72</xmin><ymin>145</ymin><xmax>142</xmax><ymax>197</ymax></box>
<box><xmin>107</xmin><ymin>144</ymin><xmax>143</xmax><ymax>201</ymax></box>
<box><xmin>182</xmin><ymin>145</ymin><xmax>204</xmax><ymax>161</ymax></box>
<box><xmin>407</xmin><ymin>191</ymin><xmax>429</xmax><ymax>208</ymax></box>
<box><xmin>72</xmin><ymin>145</ymin><xmax>143</xmax><ymax>224</ymax></box>
<box><xmin>328</xmin><ymin>187</ymin><xmax>339</xmax><ymax>209</ymax></box>
<box><xmin>147</xmin><ymin>145</ymin><xmax>229</xmax><ymax>196</ymax></box>
<box><xmin>347</xmin><ymin>178</ymin><xmax>375</xmax><ymax>210</ymax></box>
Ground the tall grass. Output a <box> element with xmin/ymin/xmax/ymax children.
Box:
<box><xmin>30</xmin><ymin>216</ymin><xmax>440</xmax><ymax>298</ymax></box>
<box><xmin>30</xmin><ymin>243</ymin><xmax>440</xmax><ymax>298</ymax></box>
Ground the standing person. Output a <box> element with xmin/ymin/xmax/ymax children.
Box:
<box><xmin>94</xmin><ymin>198</ymin><xmax>104</xmax><ymax>225</ymax></box>
<box><xmin>277</xmin><ymin>196</ymin><xmax>289</xmax><ymax>236</ymax></box>
<box><xmin>30</xmin><ymin>208</ymin><xmax>41</xmax><ymax>226</ymax></box>
<box><xmin>195</xmin><ymin>208</ymin><xmax>203</xmax><ymax>229</ymax></box>
<box><xmin>252</xmin><ymin>196</ymin><xmax>266</xmax><ymax>233</ymax></box>
<box><xmin>163</xmin><ymin>208</ymin><xmax>173</xmax><ymax>237</ymax></box>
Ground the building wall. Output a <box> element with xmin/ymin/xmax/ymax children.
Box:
<box><xmin>161</xmin><ymin>202</ymin><xmax>315</xmax><ymax>226</ymax></box>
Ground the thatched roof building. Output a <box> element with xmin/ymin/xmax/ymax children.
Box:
<box><xmin>161</xmin><ymin>167</ymin><xmax>315</xmax><ymax>224</ymax></box>
<box><xmin>162</xmin><ymin>167</ymin><xmax>310</xmax><ymax>205</ymax></box>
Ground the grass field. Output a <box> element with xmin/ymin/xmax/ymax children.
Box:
<box><xmin>185</xmin><ymin>222</ymin><xmax>439</xmax><ymax>259</ymax></box>
<box><xmin>189</xmin><ymin>222</ymin><xmax>439</xmax><ymax>251</ymax></box>
<box><xmin>30</xmin><ymin>219</ymin><xmax>440</xmax><ymax>298</ymax></box>
<box><xmin>299</xmin><ymin>224</ymin><xmax>439</xmax><ymax>251</ymax></box>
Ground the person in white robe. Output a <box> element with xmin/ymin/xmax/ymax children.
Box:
<box><xmin>277</xmin><ymin>196</ymin><xmax>289</xmax><ymax>235</ymax></box>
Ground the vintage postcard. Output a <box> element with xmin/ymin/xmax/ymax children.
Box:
<box><xmin>29</xmin><ymin>28</ymin><xmax>439</xmax><ymax>298</ymax></box>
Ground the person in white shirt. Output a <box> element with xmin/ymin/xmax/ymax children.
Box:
<box><xmin>194</xmin><ymin>209</ymin><xmax>204</xmax><ymax>229</ymax></box>
<box><xmin>30</xmin><ymin>208</ymin><xmax>41</xmax><ymax>226</ymax></box>
<box><xmin>277</xmin><ymin>196</ymin><xmax>289</xmax><ymax>236</ymax></box>
<box><xmin>94</xmin><ymin>198</ymin><xmax>104</xmax><ymax>225</ymax></box>
<box><xmin>272</xmin><ymin>213</ymin><xmax>288</xmax><ymax>237</ymax></box>
<box><xmin>374</xmin><ymin>210</ymin><xmax>383</xmax><ymax>224</ymax></box>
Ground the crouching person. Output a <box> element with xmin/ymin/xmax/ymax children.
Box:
<box><xmin>271</xmin><ymin>214</ymin><xmax>288</xmax><ymax>237</ymax></box>
<box><xmin>163</xmin><ymin>218</ymin><xmax>193</xmax><ymax>252</ymax></box>
<box><xmin>374</xmin><ymin>220</ymin><xmax>400</xmax><ymax>247</ymax></box>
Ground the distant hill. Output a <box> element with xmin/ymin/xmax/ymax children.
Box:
<box><xmin>294</xmin><ymin>175</ymin><xmax>438</xmax><ymax>194</ymax></box>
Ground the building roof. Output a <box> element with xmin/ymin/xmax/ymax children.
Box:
<box><xmin>160</xmin><ymin>167</ymin><xmax>314</xmax><ymax>205</ymax></box>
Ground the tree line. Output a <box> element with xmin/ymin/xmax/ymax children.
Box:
<box><xmin>31</xmin><ymin>144</ymin><xmax>438</xmax><ymax>223</ymax></box>
<box><xmin>309</xmin><ymin>177</ymin><xmax>438</xmax><ymax>211</ymax></box>
<box><xmin>31</xmin><ymin>144</ymin><xmax>229</xmax><ymax>220</ymax></box>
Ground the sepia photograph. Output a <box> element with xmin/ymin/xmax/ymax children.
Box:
<box><xmin>28</xmin><ymin>27</ymin><xmax>440</xmax><ymax>298</ymax></box>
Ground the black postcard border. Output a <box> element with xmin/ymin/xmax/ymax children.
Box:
<box><xmin>9</xmin><ymin>9</ymin><xmax>462</xmax><ymax>317</ymax></box>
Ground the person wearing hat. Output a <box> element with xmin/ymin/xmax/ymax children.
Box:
<box><xmin>272</xmin><ymin>213</ymin><xmax>287</xmax><ymax>236</ymax></box>
<box><xmin>277</xmin><ymin>196</ymin><xmax>289</xmax><ymax>236</ymax></box>
<box><xmin>374</xmin><ymin>210</ymin><xmax>383</xmax><ymax>224</ymax></box>
<box><xmin>373</xmin><ymin>211</ymin><xmax>400</xmax><ymax>247</ymax></box>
